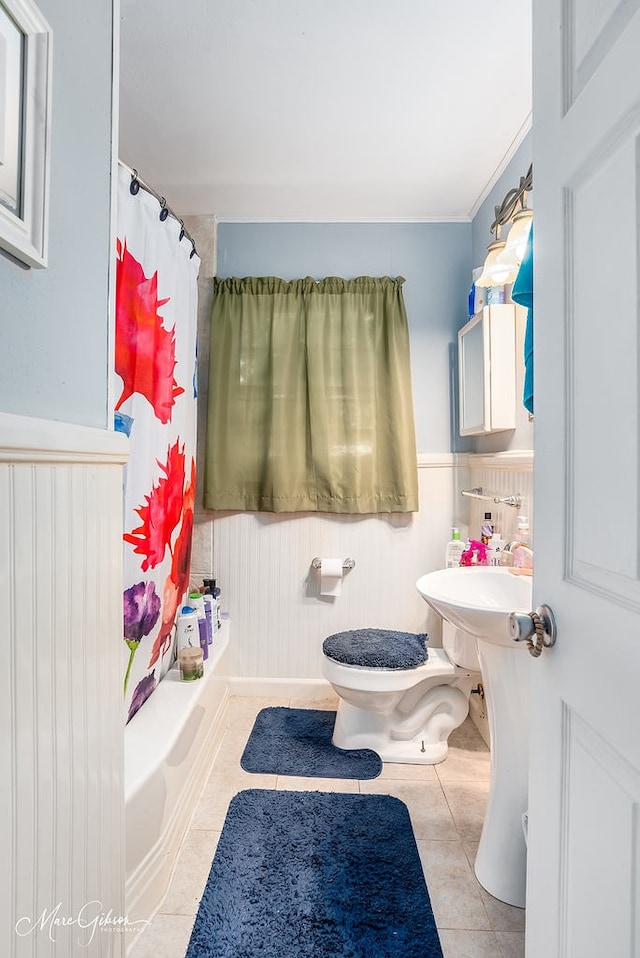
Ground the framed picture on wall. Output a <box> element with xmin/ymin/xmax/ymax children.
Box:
<box><xmin>0</xmin><ymin>0</ymin><xmax>52</xmax><ymax>268</ymax></box>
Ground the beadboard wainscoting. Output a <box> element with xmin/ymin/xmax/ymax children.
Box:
<box><xmin>0</xmin><ymin>414</ymin><xmax>129</xmax><ymax>958</ymax></box>
<box><xmin>192</xmin><ymin>455</ymin><xmax>465</xmax><ymax>685</ymax></box>
<box><xmin>465</xmin><ymin>451</ymin><xmax>534</xmax><ymax>545</ymax></box>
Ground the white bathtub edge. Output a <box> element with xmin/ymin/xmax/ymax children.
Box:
<box><xmin>125</xmin><ymin>625</ymin><xmax>231</xmax><ymax>943</ymax></box>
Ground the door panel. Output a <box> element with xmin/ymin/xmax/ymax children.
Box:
<box><xmin>559</xmin><ymin>707</ymin><xmax>640</xmax><ymax>957</ymax></box>
<box><xmin>569</xmin><ymin>131</ymin><xmax>640</xmax><ymax>602</ymax></box>
<box><xmin>528</xmin><ymin>2</ymin><xmax>640</xmax><ymax>956</ymax></box>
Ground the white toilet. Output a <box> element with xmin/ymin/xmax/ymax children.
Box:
<box><xmin>322</xmin><ymin>621</ymin><xmax>481</xmax><ymax>764</ymax></box>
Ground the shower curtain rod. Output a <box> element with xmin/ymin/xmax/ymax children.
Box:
<box><xmin>118</xmin><ymin>160</ymin><xmax>198</xmax><ymax>258</ymax></box>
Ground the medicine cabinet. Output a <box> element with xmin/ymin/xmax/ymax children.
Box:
<box><xmin>458</xmin><ymin>305</ymin><xmax>517</xmax><ymax>436</ymax></box>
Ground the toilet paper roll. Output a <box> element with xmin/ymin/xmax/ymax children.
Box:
<box><xmin>318</xmin><ymin>557</ymin><xmax>344</xmax><ymax>596</ymax></box>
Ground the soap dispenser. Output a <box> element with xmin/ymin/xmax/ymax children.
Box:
<box><xmin>513</xmin><ymin>516</ymin><xmax>532</xmax><ymax>569</ymax></box>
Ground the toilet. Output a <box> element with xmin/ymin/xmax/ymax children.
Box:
<box><xmin>321</xmin><ymin>621</ymin><xmax>481</xmax><ymax>764</ymax></box>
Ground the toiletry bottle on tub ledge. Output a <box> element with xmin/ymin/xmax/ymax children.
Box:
<box><xmin>176</xmin><ymin>606</ymin><xmax>204</xmax><ymax>681</ymax></box>
<box><xmin>203</xmin><ymin>578</ymin><xmax>221</xmax><ymax>632</ymax></box>
<box><xmin>189</xmin><ymin>591</ymin><xmax>209</xmax><ymax>660</ymax></box>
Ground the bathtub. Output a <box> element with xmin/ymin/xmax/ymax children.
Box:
<box><xmin>124</xmin><ymin>622</ymin><xmax>231</xmax><ymax>934</ymax></box>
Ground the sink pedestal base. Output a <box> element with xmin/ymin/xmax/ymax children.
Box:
<box><xmin>474</xmin><ymin>639</ymin><xmax>531</xmax><ymax>908</ymax></box>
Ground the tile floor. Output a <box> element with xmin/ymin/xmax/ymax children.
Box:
<box><xmin>129</xmin><ymin>694</ymin><xmax>525</xmax><ymax>958</ymax></box>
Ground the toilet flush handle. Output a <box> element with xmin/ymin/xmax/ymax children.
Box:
<box><xmin>508</xmin><ymin>605</ymin><xmax>557</xmax><ymax>658</ymax></box>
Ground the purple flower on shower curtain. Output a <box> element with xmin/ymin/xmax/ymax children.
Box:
<box><xmin>123</xmin><ymin>580</ymin><xmax>161</xmax><ymax>697</ymax></box>
<box><xmin>124</xmin><ymin>580</ymin><xmax>161</xmax><ymax>643</ymax></box>
<box><xmin>127</xmin><ymin>672</ymin><xmax>157</xmax><ymax>723</ymax></box>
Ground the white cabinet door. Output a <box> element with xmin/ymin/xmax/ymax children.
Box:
<box><xmin>458</xmin><ymin>305</ymin><xmax>517</xmax><ymax>435</ymax></box>
<box><xmin>527</xmin><ymin>4</ymin><xmax>640</xmax><ymax>956</ymax></box>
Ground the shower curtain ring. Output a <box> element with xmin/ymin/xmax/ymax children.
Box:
<box><xmin>179</xmin><ymin>220</ymin><xmax>185</xmax><ymax>241</ymax></box>
<box><xmin>159</xmin><ymin>198</ymin><xmax>169</xmax><ymax>222</ymax></box>
<box><xmin>129</xmin><ymin>170</ymin><xmax>140</xmax><ymax>195</ymax></box>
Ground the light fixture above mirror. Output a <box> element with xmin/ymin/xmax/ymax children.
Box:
<box><xmin>475</xmin><ymin>164</ymin><xmax>533</xmax><ymax>288</ymax></box>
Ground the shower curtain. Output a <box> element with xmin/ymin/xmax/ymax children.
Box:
<box><xmin>115</xmin><ymin>164</ymin><xmax>200</xmax><ymax>723</ymax></box>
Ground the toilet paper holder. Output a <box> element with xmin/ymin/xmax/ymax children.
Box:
<box><xmin>311</xmin><ymin>557</ymin><xmax>355</xmax><ymax>571</ymax></box>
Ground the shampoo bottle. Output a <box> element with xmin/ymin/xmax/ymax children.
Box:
<box><xmin>188</xmin><ymin>591</ymin><xmax>209</xmax><ymax>660</ymax></box>
<box><xmin>202</xmin><ymin>593</ymin><xmax>214</xmax><ymax>644</ymax></box>
<box><xmin>203</xmin><ymin>578</ymin><xmax>220</xmax><ymax>632</ymax></box>
<box><xmin>445</xmin><ymin>528</ymin><xmax>465</xmax><ymax>568</ymax></box>
<box><xmin>176</xmin><ymin>606</ymin><xmax>199</xmax><ymax>650</ymax></box>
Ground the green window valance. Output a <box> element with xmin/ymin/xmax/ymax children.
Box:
<box><xmin>204</xmin><ymin>275</ymin><xmax>419</xmax><ymax>514</ymax></box>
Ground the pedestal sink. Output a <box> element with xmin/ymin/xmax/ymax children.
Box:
<box><xmin>416</xmin><ymin>567</ymin><xmax>533</xmax><ymax>908</ymax></box>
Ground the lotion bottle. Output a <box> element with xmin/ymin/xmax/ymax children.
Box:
<box><xmin>445</xmin><ymin>528</ymin><xmax>465</xmax><ymax>568</ymax></box>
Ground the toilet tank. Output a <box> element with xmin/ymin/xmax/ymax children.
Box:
<box><xmin>442</xmin><ymin>619</ymin><xmax>481</xmax><ymax>672</ymax></box>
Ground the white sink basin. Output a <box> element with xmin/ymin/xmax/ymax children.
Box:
<box><xmin>416</xmin><ymin>566</ymin><xmax>532</xmax><ymax>645</ymax></box>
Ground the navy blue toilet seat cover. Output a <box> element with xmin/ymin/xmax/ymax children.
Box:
<box><xmin>323</xmin><ymin>628</ymin><xmax>429</xmax><ymax>670</ymax></box>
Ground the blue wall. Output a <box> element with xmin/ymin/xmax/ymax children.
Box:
<box><xmin>216</xmin><ymin>222</ymin><xmax>472</xmax><ymax>453</ymax></box>
<box><xmin>0</xmin><ymin>0</ymin><xmax>114</xmax><ymax>428</ymax></box>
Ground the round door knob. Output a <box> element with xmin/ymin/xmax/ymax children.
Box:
<box><xmin>508</xmin><ymin>605</ymin><xmax>557</xmax><ymax>657</ymax></box>
<box><xmin>508</xmin><ymin>612</ymin><xmax>535</xmax><ymax>642</ymax></box>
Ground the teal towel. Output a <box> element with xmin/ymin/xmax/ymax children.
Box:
<box><xmin>512</xmin><ymin>225</ymin><xmax>534</xmax><ymax>415</ymax></box>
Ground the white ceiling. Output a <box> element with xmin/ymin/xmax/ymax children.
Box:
<box><xmin>118</xmin><ymin>1</ymin><xmax>532</xmax><ymax>222</ymax></box>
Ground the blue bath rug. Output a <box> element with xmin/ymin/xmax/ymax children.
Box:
<box><xmin>323</xmin><ymin>628</ymin><xmax>429</xmax><ymax>669</ymax></box>
<box><xmin>186</xmin><ymin>789</ymin><xmax>443</xmax><ymax>958</ymax></box>
<box><xmin>240</xmin><ymin>707</ymin><xmax>382</xmax><ymax>779</ymax></box>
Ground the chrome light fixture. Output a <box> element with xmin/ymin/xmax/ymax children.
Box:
<box><xmin>476</xmin><ymin>164</ymin><xmax>533</xmax><ymax>287</ymax></box>
<box><xmin>475</xmin><ymin>239</ymin><xmax>518</xmax><ymax>287</ymax></box>
<box><xmin>498</xmin><ymin>207</ymin><xmax>533</xmax><ymax>272</ymax></box>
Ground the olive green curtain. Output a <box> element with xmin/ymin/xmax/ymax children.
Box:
<box><xmin>204</xmin><ymin>275</ymin><xmax>419</xmax><ymax>514</ymax></box>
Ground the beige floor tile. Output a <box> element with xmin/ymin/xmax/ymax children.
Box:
<box><xmin>377</xmin><ymin>760</ymin><xmax>440</xmax><ymax>783</ymax></box>
<box><xmin>288</xmin><ymin>693</ymin><xmax>339</xmax><ymax>709</ymax></box>
<box><xmin>212</xmin><ymin>730</ymin><xmax>250</xmax><ymax>766</ymax></box>
<box><xmin>435</xmin><ymin>746</ymin><xmax>491</xmax><ymax>784</ymax></box>
<box><xmin>479</xmin><ymin>887</ymin><xmax>526</xmax><ymax>932</ymax></box>
<box><xmin>360</xmin><ymin>778</ymin><xmax>459</xmax><ymax>841</ymax></box>
<box><xmin>417</xmin><ymin>840</ymin><xmax>490</xmax><ymax>931</ymax></box>
<box><xmin>275</xmin><ymin>775</ymin><xmax>360</xmax><ymax>792</ymax></box>
<box><xmin>438</xmin><ymin>928</ymin><xmax>503</xmax><ymax>958</ymax></box>
<box><xmin>128</xmin><ymin>913</ymin><xmax>195</xmax><ymax>958</ymax></box>
<box><xmin>448</xmin><ymin>719</ymin><xmax>490</xmax><ymax>752</ymax></box>
<box><xmin>226</xmin><ymin>695</ymin><xmax>291</xmax><ymax>729</ymax></box>
<box><xmin>190</xmin><ymin>770</ymin><xmax>277</xmax><ymax>830</ymax></box>
<box><xmin>159</xmin><ymin>829</ymin><xmax>220</xmax><ymax>916</ymax></box>
<box><xmin>496</xmin><ymin>930</ymin><xmax>526</xmax><ymax>958</ymax></box>
<box><xmin>441</xmin><ymin>780</ymin><xmax>490</xmax><ymax>842</ymax></box>
<box><xmin>462</xmin><ymin>840</ymin><xmax>479</xmax><ymax>868</ymax></box>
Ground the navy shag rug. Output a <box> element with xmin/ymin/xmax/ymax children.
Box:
<box><xmin>186</xmin><ymin>789</ymin><xmax>443</xmax><ymax>958</ymax></box>
<box><xmin>240</xmin><ymin>707</ymin><xmax>382</xmax><ymax>779</ymax></box>
<box><xmin>323</xmin><ymin>628</ymin><xmax>429</xmax><ymax>669</ymax></box>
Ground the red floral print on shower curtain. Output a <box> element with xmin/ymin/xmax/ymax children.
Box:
<box><xmin>116</xmin><ymin>164</ymin><xmax>200</xmax><ymax>723</ymax></box>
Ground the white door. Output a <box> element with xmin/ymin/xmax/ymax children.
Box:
<box><xmin>527</xmin><ymin>3</ymin><xmax>640</xmax><ymax>956</ymax></box>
